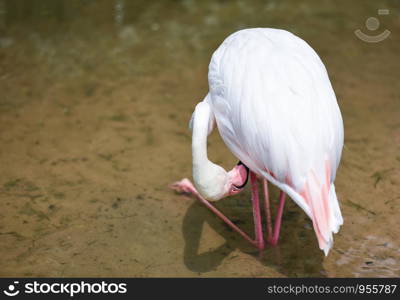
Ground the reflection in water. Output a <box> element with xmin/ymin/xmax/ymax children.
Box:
<box><xmin>2</xmin><ymin>0</ymin><xmax>64</xmax><ymax>24</ymax></box>
<box><xmin>114</xmin><ymin>0</ymin><xmax>125</xmax><ymax>27</ymax></box>
<box><xmin>0</xmin><ymin>0</ymin><xmax>5</xmax><ymax>30</ymax></box>
<box><xmin>182</xmin><ymin>187</ymin><xmax>326</xmax><ymax>277</ymax></box>
<box><xmin>0</xmin><ymin>0</ymin><xmax>155</xmax><ymax>29</ymax></box>
<box><xmin>182</xmin><ymin>202</ymin><xmax>235</xmax><ymax>273</ymax></box>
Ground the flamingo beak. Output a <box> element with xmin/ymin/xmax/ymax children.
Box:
<box><xmin>227</xmin><ymin>161</ymin><xmax>249</xmax><ymax>195</ymax></box>
<box><xmin>233</xmin><ymin>161</ymin><xmax>249</xmax><ymax>188</ymax></box>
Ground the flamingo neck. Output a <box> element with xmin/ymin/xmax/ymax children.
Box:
<box><xmin>190</xmin><ymin>102</ymin><xmax>232</xmax><ymax>201</ymax></box>
<box><xmin>191</xmin><ymin>107</ymin><xmax>210</xmax><ymax>168</ymax></box>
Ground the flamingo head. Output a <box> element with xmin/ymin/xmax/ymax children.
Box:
<box><xmin>226</xmin><ymin>161</ymin><xmax>249</xmax><ymax>196</ymax></box>
<box><xmin>193</xmin><ymin>160</ymin><xmax>249</xmax><ymax>201</ymax></box>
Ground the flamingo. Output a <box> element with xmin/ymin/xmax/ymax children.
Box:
<box><xmin>171</xmin><ymin>28</ymin><xmax>344</xmax><ymax>255</ymax></box>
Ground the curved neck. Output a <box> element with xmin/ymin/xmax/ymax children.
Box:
<box><xmin>191</xmin><ymin>102</ymin><xmax>231</xmax><ymax>201</ymax></box>
<box><xmin>192</xmin><ymin>105</ymin><xmax>210</xmax><ymax>168</ymax></box>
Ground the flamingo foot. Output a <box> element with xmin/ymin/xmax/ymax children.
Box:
<box><xmin>267</xmin><ymin>237</ymin><xmax>279</xmax><ymax>247</ymax></box>
<box><xmin>169</xmin><ymin>178</ymin><xmax>196</xmax><ymax>195</ymax></box>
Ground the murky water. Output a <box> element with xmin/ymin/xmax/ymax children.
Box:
<box><xmin>0</xmin><ymin>0</ymin><xmax>399</xmax><ymax>277</ymax></box>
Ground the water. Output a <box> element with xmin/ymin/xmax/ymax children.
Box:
<box><xmin>0</xmin><ymin>0</ymin><xmax>399</xmax><ymax>277</ymax></box>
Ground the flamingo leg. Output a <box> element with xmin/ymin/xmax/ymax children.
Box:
<box><xmin>249</xmin><ymin>172</ymin><xmax>265</xmax><ymax>250</ymax></box>
<box><xmin>262</xmin><ymin>179</ymin><xmax>273</xmax><ymax>241</ymax></box>
<box><xmin>170</xmin><ymin>177</ymin><xmax>264</xmax><ymax>250</ymax></box>
<box><xmin>267</xmin><ymin>190</ymin><xmax>286</xmax><ymax>246</ymax></box>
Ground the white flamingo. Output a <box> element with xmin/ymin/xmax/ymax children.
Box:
<box><xmin>171</xmin><ymin>28</ymin><xmax>344</xmax><ymax>255</ymax></box>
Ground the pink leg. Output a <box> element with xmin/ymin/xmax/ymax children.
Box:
<box><xmin>269</xmin><ymin>190</ymin><xmax>286</xmax><ymax>246</ymax></box>
<box><xmin>249</xmin><ymin>173</ymin><xmax>265</xmax><ymax>250</ymax></box>
<box><xmin>262</xmin><ymin>180</ymin><xmax>273</xmax><ymax>241</ymax></box>
<box><xmin>170</xmin><ymin>177</ymin><xmax>264</xmax><ymax>250</ymax></box>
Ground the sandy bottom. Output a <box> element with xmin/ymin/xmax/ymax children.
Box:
<box><xmin>0</xmin><ymin>0</ymin><xmax>399</xmax><ymax>277</ymax></box>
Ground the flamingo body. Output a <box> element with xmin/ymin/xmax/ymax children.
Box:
<box><xmin>173</xmin><ymin>28</ymin><xmax>344</xmax><ymax>255</ymax></box>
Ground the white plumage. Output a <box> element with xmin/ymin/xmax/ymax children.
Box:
<box><xmin>200</xmin><ymin>28</ymin><xmax>343</xmax><ymax>255</ymax></box>
<box><xmin>172</xmin><ymin>28</ymin><xmax>344</xmax><ymax>255</ymax></box>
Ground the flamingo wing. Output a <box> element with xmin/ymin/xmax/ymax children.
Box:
<box><xmin>206</xmin><ymin>28</ymin><xmax>344</xmax><ymax>255</ymax></box>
